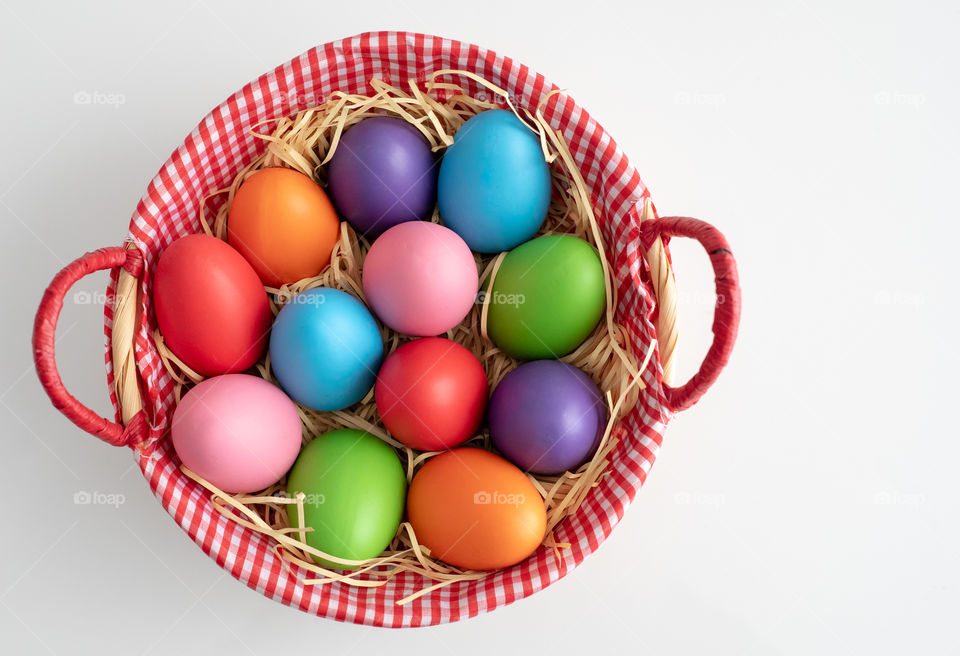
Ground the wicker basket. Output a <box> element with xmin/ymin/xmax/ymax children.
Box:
<box><xmin>32</xmin><ymin>32</ymin><xmax>740</xmax><ymax>627</ymax></box>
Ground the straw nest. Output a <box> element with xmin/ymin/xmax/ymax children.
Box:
<box><xmin>153</xmin><ymin>71</ymin><xmax>654</xmax><ymax>605</ymax></box>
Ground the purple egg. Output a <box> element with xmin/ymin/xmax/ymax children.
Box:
<box><xmin>489</xmin><ymin>361</ymin><xmax>606</xmax><ymax>475</ymax></box>
<box><xmin>327</xmin><ymin>116</ymin><xmax>438</xmax><ymax>237</ymax></box>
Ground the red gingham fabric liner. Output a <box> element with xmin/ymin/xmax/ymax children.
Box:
<box><xmin>101</xmin><ymin>31</ymin><xmax>672</xmax><ymax>627</ymax></box>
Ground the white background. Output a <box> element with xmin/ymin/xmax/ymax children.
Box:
<box><xmin>2</xmin><ymin>1</ymin><xmax>957</xmax><ymax>653</ymax></box>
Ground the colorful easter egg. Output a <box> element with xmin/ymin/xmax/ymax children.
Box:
<box><xmin>438</xmin><ymin>110</ymin><xmax>551</xmax><ymax>252</ymax></box>
<box><xmin>327</xmin><ymin>116</ymin><xmax>438</xmax><ymax>237</ymax></box>
<box><xmin>171</xmin><ymin>374</ymin><xmax>302</xmax><ymax>493</ymax></box>
<box><xmin>153</xmin><ymin>234</ymin><xmax>272</xmax><ymax>376</ymax></box>
<box><xmin>286</xmin><ymin>429</ymin><xmax>406</xmax><ymax>568</ymax></box>
<box><xmin>269</xmin><ymin>288</ymin><xmax>383</xmax><ymax>411</ymax></box>
<box><xmin>489</xmin><ymin>360</ymin><xmax>606</xmax><ymax>474</ymax></box>
<box><xmin>486</xmin><ymin>234</ymin><xmax>605</xmax><ymax>360</ymax></box>
<box><xmin>375</xmin><ymin>337</ymin><xmax>488</xmax><ymax>451</ymax></box>
<box><xmin>407</xmin><ymin>448</ymin><xmax>546</xmax><ymax>571</ymax></box>
<box><xmin>362</xmin><ymin>221</ymin><xmax>478</xmax><ymax>336</ymax></box>
<box><xmin>227</xmin><ymin>167</ymin><xmax>340</xmax><ymax>288</ymax></box>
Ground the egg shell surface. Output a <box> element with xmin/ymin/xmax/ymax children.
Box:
<box><xmin>489</xmin><ymin>360</ymin><xmax>606</xmax><ymax>474</ymax></box>
<box><xmin>487</xmin><ymin>234</ymin><xmax>605</xmax><ymax>360</ymax></box>
<box><xmin>269</xmin><ymin>288</ymin><xmax>383</xmax><ymax>411</ymax></box>
<box><xmin>407</xmin><ymin>448</ymin><xmax>546</xmax><ymax>571</ymax></box>
<box><xmin>227</xmin><ymin>167</ymin><xmax>340</xmax><ymax>288</ymax></box>
<box><xmin>362</xmin><ymin>221</ymin><xmax>478</xmax><ymax>336</ymax></box>
<box><xmin>286</xmin><ymin>429</ymin><xmax>407</xmax><ymax>568</ymax></box>
<box><xmin>171</xmin><ymin>374</ymin><xmax>302</xmax><ymax>494</ymax></box>
<box><xmin>437</xmin><ymin>109</ymin><xmax>551</xmax><ymax>253</ymax></box>
<box><xmin>327</xmin><ymin>116</ymin><xmax>438</xmax><ymax>237</ymax></box>
<box><xmin>375</xmin><ymin>337</ymin><xmax>488</xmax><ymax>451</ymax></box>
<box><xmin>153</xmin><ymin>234</ymin><xmax>272</xmax><ymax>377</ymax></box>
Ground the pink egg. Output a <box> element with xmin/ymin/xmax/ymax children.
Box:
<box><xmin>171</xmin><ymin>374</ymin><xmax>302</xmax><ymax>493</ymax></box>
<box><xmin>362</xmin><ymin>222</ymin><xmax>479</xmax><ymax>336</ymax></box>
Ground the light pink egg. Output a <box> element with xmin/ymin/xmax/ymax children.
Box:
<box><xmin>172</xmin><ymin>374</ymin><xmax>302</xmax><ymax>493</ymax></box>
<box><xmin>362</xmin><ymin>221</ymin><xmax>479</xmax><ymax>336</ymax></box>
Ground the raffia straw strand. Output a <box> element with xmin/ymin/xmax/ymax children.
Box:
<box><xmin>478</xmin><ymin>252</ymin><xmax>506</xmax><ymax>343</ymax></box>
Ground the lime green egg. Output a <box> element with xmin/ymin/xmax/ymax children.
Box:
<box><xmin>487</xmin><ymin>234</ymin><xmax>606</xmax><ymax>360</ymax></box>
<box><xmin>286</xmin><ymin>429</ymin><xmax>406</xmax><ymax>569</ymax></box>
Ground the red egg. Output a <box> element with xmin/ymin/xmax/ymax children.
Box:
<box><xmin>375</xmin><ymin>337</ymin><xmax>487</xmax><ymax>451</ymax></box>
<box><xmin>153</xmin><ymin>234</ymin><xmax>273</xmax><ymax>376</ymax></box>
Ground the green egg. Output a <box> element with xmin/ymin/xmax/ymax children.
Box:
<box><xmin>286</xmin><ymin>429</ymin><xmax>406</xmax><ymax>569</ymax></box>
<box><xmin>487</xmin><ymin>234</ymin><xmax>606</xmax><ymax>360</ymax></box>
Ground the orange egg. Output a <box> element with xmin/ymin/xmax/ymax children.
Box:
<box><xmin>407</xmin><ymin>448</ymin><xmax>546</xmax><ymax>571</ymax></box>
<box><xmin>227</xmin><ymin>167</ymin><xmax>340</xmax><ymax>288</ymax></box>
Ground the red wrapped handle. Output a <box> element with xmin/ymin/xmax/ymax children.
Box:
<box><xmin>641</xmin><ymin>217</ymin><xmax>740</xmax><ymax>412</ymax></box>
<box><xmin>33</xmin><ymin>246</ymin><xmax>148</xmax><ymax>447</ymax></box>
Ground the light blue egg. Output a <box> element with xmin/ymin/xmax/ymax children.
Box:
<box><xmin>438</xmin><ymin>110</ymin><xmax>551</xmax><ymax>253</ymax></box>
<box><xmin>269</xmin><ymin>288</ymin><xmax>383</xmax><ymax>411</ymax></box>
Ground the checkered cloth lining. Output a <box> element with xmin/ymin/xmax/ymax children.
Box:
<box><xmin>101</xmin><ymin>31</ymin><xmax>672</xmax><ymax>627</ymax></box>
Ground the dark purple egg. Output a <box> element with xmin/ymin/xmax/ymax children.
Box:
<box><xmin>327</xmin><ymin>116</ymin><xmax>438</xmax><ymax>237</ymax></box>
<box><xmin>489</xmin><ymin>360</ymin><xmax>606</xmax><ymax>475</ymax></box>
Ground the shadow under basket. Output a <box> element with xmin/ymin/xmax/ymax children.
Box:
<box><xmin>32</xmin><ymin>31</ymin><xmax>740</xmax><ymax>627</ymax></box>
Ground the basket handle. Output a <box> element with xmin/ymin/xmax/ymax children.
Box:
<box><xmin>33</xmin><ymin>245</ymin><xmax>148</xmax><ymax>447</ymax></box>
<box><xmin>641</xmin><ymin>216</ymin><xmax>740</xmax><ymax>412</ymax></box>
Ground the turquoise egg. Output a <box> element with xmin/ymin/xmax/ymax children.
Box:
<box><xmin>269</xmin><ymin>288</ymin><xmax>383</xmax><ymax>411</ymax></box>
<box><xmin>438</xmin><ymin>110</ymin><xmax>551</xmax><ymax>253</ymax></box>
